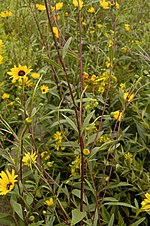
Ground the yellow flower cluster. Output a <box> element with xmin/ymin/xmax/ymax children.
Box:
<box><xmin>72</xmin><ymin>0</ymin><xmax>84</xmax><ymax>10</ymax></box>
<box><xmin>83</xmin><ymin>71</ymin><xmax>117</xmax><ymax>94</ymax></box>
<box><xmin>70</xmin><ymin>155</ymin><xmax>80</xmax><ymax>176</ymax></box>
<box><xmin>100</xmin><ymin>0</ymin><xmax>120</xmax><ymax>10</ymax></box>
<box><xmin>85</xmin><ymin>98</ymin><xmax>98</xmax><ymax>110</ymax></box>
<box><xmin>53</xmin><ymin>131</ymin><xmax>65</xmax><ymax>151</ymax></box>
<box><xmin>112</xmin><ymin>110</ymin><xmax>123</xmax><ymax>122</ymax></box>
<box><xmin>123</xmin><ymin>92</ymin><xmax>134</xmax><ymax>102</ymax></box>
<box><xmin>98</xmin><ymin>134</ymin><xmax>111</xmax><ymax>143</ymax></box>
<box><xmin>41</xmin><ymin>151</ymin><xmax>50</xmax><ymax>160</ymax></box>
<box><xmin>51</xmin><ymin>2</ymin><xmax>63</xmax><ymax>11</ymax></box>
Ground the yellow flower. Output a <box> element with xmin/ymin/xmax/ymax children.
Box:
<box><xmin>0</xmin><ymin>11</ymin><xmax>12</xmax><ymax>17</ymax></box>
<box><xmin>83</xmin><ymin>149</ymin><xmax>90</xmax><ymax>156</ymax></box>
<box><xmin>40</xmin><ymin>84</ymin><xmax>49</xmax><ymax>94</ymax></box>
<box><xmin>87</xmin><ymin>7</ymin><xmax>95</xmax><ymax>13</ymax></box>
<box><xmin>25</xmin><ymin>117</ymin><xmax>32</xmax><ymax>124</ymax></box>
<box><xmin>97</xmin><ymin>23</ymin><xmax>102</xmax><ymax>29</ymax></box>
<box><xmin>116</xmin><ymin>2</ymin><xmax>120</xmax><ymax>9</ymax></box>
<box><xmin>124</xmin><ymin>24</ymin><xmax>130</xmax><ymax>31</ymax></box>
<box><xmin>112</xmin><ymin>2</ymin><xmax>120</xmax><ymax>9</ymax></box>
<box><xmin>52</xmin><ymin>27</ymin><xmax>59</xmax><ymax>38</ymax></box>
<box><xmin>107</xmin><ymin>40</ymin><xmax>113</xmax><ymax>47</ymax></box>
<box><xmin>105</xmin><ymin>58</ymin><xmax>111</xmax><ymax>68</ymax></box>
<box><xmin>123</xmin><ymin>92</ymin><xmax>134</xmax><ymax>102</ymax></box>
<box><xmin>141</xmin><ymin>193</ymin><xmax>150</xmax><ymax>211</ymax></box>
<box><xmin>35</xmin><ymin>4</ymin><xmax>46</xmax><ymax>11</ymax></box>
<box><xmin>124</xmin><ymin>152</ymin><xmax>133</xmax><ymax>160</ymax></box>
<box><xmin>7</xmin><ymin>64</ymin><xmax>32</xmax><ymax>83</ymax></box>
<box><xmin>0</xmin><ymin>40</ymin><xmax>4</xmax><ymax>47</ymax></box>
<box><xmin>120</xmin><ymin>83</ymin><xmax>126</xmax><ymax>91</ymax></box>
<box><xmin>82</xmin><ymin>21</ymin><xmax>87</xmax><ymax>26</ymax></box>
<box><xmin>70</xmin><ymin>155</ymin><xmax>80</xmax><ymax>176</ymax></box>
<box><xmin>98</xmin><ymin>135</ymin><xmax>111</xmax><ymax>143</ymax></box>
<box><xmin>31</xmin><ymin>73</ymin><xmax>40</xmax><ymax>79</ymax></box>
<box><xmin>0</xmin><ymin>169</ymin><xmax>18</xmax><ymax>195</ymax></box>
<box><xmin>113</xmin><ymin>110</ymin><xmax>123</xmax><ymax>122</ymax></box>
<box><xmin>2</xmin><ymin>93</ymin><xmax>10</xmax><ymax>99</ymax></box>
<box><xmin>9</xmin><ymin>101</ymin><xmax>14</xmax><ymax>106</ymax></box>
<box><xmin>53</xmin><ymin>131</ymin><xmax>63</xmax><ymax>143</ymax></box>
<box><xmin>44</xmin><ymin>197</ymin><xmax>54</xmax><ymax>206</ymax></box>
<box><xmin>100</xmin><ymin>0</ymin><xmax>110</xmax><ymax>9</ymax></box>
<box><xmin>65</xmin><ymin>12</ymin><xmax>69</xmax><ymax>16</ymax></box>
<box><xmin>0</xmin><ymin>55</ymin><xmax>4</xmax><ymax>64</ymax></box>
<box><xmin>55</xmin><ymin>2</ymin><xmax>63</xmax><ymax>11</ymax></box>
<box><xmin>90</xmin><ymin>74</ymin><xmax>97</xmax><ymax>84</ymax></box>
<box><xmin>41</xmin><ymin>151</ymin><xmax>50</xmax><ymax>160</ymax></box>
<box><xmin>121</xmin><ymin>46</ymin><xmax>128</xmax><ymax>52</ymax></box>
<box><xmin>22</xmin><ymin>151</ymin><xmax>37</xmax><ymax>167</ymax></box>
<box><xmin>72</xmin><ymin>0</ymin><xmax>84</xmax><ymax>10</ymax></box>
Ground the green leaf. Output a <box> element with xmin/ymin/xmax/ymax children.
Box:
<box><xmin>108</xmin><ymin>214</ymin><xmax>114</xmax><ymax>226</ymax></box>
<box><xmin>86</xmin><ymin>131</ymin><xmax>103</xmax><ymax>145</ymax></box>
<box><xmin>71</xmin><ymin>209</ymin><xmax>86</xmax><ymax>225</ymax></box>
<box><xmin>50</xmin><ymin>119</ymin><xmax>67</xmax><ymax>128</ymax></box>
<box><xmin>26</xmin><ymin>194</ymin><xmax>33</xmax><ymax>206</ymax></box>
<box><xmin>42</xmin><ymin>57</ymin><xmax>63</xmax><ymax>70</ymax></box>
<box><xmin>130</xmin><ymin>217</ymin><xmax>146</xmax><ymax>226</ymax></box>
<box><xmin>62</xmin><ymin>37</ymin><xmax>72</xmax><ymax>59</ymax></box>
<box><xmin>10</xmin><ymin>199</ymin><xmax>24</xmax><ymax>220</ymax></box>
<box><xmin>29</xmin><ymin>221</ymin><xmax>44</xmax><ymax>226</ymax></box>
<box><xmin>101</xmin><ymin>206</ymin><xmax>110</xmax><ymax>223</ymax></box>
<box><xmin>0</xmin><ymin>213</ymin><xmax>11</xmax><ymax>219</ymax></box>
<box><xmin>103</xmin><ymin>202</ymin><xmax>136</xmax><ymax>209</ymax></box>
<box><xmin>72</xmin><ymin>189</ymin><xmax>88</xmax><ymax>203</ymax></box>
<box><xmin>81</xmin><ymin>111</ymin><xmax>95</xmax><ymax>133</ymax></box>
<box><xmin>62</xmin><ymin>114</ymin><xmax>78</xmax><ymax>133</ymax></box>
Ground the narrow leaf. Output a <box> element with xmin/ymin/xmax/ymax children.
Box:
<box><xmin>82</xmin><ymin>111</ymin><xmax>95</xmax><ymax>133</ymax></box>
<box><xmin>130</xmin><ymin>217</ymin><xmax>146</xmax><ymax>226</ymax></box>
<box><xmin>103</xmin><ymin>202</ymin><xmax>136</xmax><ymax>209</ymax></box>
<box><xmin>62</xmin><ymin>37</ymin><xmax>72</xmax><ymax>59</ymax></box>
<box><xmin>62</xmin><ymin>114</ymin><xmax>78</xmax><ymax>133</ymax></box>
<box><xmin>108</xmin><ymin>214</ymin><xmax>114</xmax><ymax>226</ymax></box>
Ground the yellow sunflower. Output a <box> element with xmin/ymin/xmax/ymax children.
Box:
<box><xmin>0</xmin><ymin>169</ymin><xmax>18</xmax><ymax>195</ymax></box>
<box><xmin>40</xmin><ymin>84</ymin><xmax>49</xmax><ymax>94</ymax></box>
<box><xmin>22</xmin><ymin>151</ymin><xmax>37</xmax><ymax>167</ymax></box>
<box><xmin>141</xmin><ymin>193</ymin><xmax>150</xmax><ymax>211</ymax></box>
<box><xmin>7</xmin><ymin>64</ymin><xmax>32</xmax><ymax>83</ymax></box>
<box><xmin>0</xmin><ymin>11</ymin><xmax>12</xmax><ymax>18</ymax></box>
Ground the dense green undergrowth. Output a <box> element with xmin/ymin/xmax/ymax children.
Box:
<box><xmin>0</xmin><ymin>0</ymin><xmax>150</xmax><ymax>225</ymax></box>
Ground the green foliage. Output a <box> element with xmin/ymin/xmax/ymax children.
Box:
<box><xmin>0</xmin><ymin>0</ymin><xmax>150</xmax><ymax>225</ymax></box>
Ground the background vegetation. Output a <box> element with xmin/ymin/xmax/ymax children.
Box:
<box><xmin>0</xmin><ymin>0</ymin><xmax>150</xmax><ymax>225</ymax></box>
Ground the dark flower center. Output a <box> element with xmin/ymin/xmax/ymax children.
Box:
<box><xmin>18</xmin><ymin>70</ymin><xmax>26</xmax><ymax>76</ymax></box>
<box><xmin>43</xmin><ymin>89</ymin><xmax>45</xmax><ymax>92</ymax></box>
<box><xmin>7</xmin><ymin>182</ymin><xmax>12</xmax><ymax>190</ymax></box>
